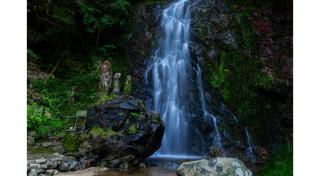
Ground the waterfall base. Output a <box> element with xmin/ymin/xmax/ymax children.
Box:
<box><xmin>148</xmin><ymin>154</ymin><xmax>204</xmax><ymax>161</ymax></box>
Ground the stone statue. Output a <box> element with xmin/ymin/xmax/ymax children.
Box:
<box><xmin>123</xmin><ymin>75</ymin><xmax>132</xmax><ymax>94</ymax></box>
<box><xmin>99</xmin><ymin>61</ymin><xmax>112</xmax><ymax>94</ymax></box>
<box><xmin>68</xmin><ymin>86</ymin><xmax>76</xmax><ymax>104</ymax></box>
<box><xmin>112</xmin><ymin>73</ymin><xmax>122</xmax><ymax>94</ymax></box>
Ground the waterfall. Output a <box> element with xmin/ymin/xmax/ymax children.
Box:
<box><xmin>196</xmin><ymin>64</ymin><xmax>223</xmax><ymax>151</ymax></box>
<box><xmin>245</xmin><ymin>127</ymin><xmax>256</xmax><ymax>162</ymax></box>
<box><xmin>148</xmin><ymin>0</ymin><xmax>192</xmax><ymax>157</ymax></box>
<box><xmin>146</xmin><ymin>0</ymin><xmax>222</xmax><ymax>159</ymax></box>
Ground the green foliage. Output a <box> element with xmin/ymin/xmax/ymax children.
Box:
<box><xmin>27</xmin><ymin>49</ymin><xmax>39</xmax><ymax>62</ymax></box>
<box><xmin>238</xmin><ymin>12</ymin><xmax>256</xmax><ymax>54</ymax></box>
<box><xmin>123</xmin><ymin>76</ymin><xmax>132</xmax><ymax>94</ymax></box>
<box><xmin>207</xmin><ymin>50</ymin><xmax>273</xmax><ymax>123</ymax></box>
<box><xmin>129</xmin><ymin>125</ymin><xmax>138</xmax><ymax>134</ymax></box>
<box><xmin>90</xmin><ymin>127</ymin><xmax>107</xmax><ymax>137</ymax></box>
<box><xmin>63</xmin><ymin>133</ymin><xmax>79</xmax><ymax>153</ymax></box>
<box><xmin>78</xmin><ymin>0</ymin><xmax>131</xmax><ymax>33</ymax></box>
<box><xmin>29</xmin><ymin>147</ymin><xmax>54</xmax><ymax>154</ymax></box>
<box><xmin>95</xmin><ymin>94</ymin><xmax>118</xmax><ymax>105</ymax></box>
<box><xmin>31</xmin><ymin>73</ymin><xmax>97</xmax><ymax>116</ymax></box>
<box><xmin>130</xmin><ymin>112</ymin><xmax>142</xmax><ymax>119</ymax></box>
<box><xmin>28</xmin><ymin>71</ymin><xmax>98</xmax><ymax>139</ymax></box>
<box><xmin>27</xmin><ymin>103</ymin><xmax>63</xmax><ymax>139</ymax></box>
<box><xmin>261</xmin><ymin>144</ymin><xmax>293</xmax><ymax>176</ymax></box>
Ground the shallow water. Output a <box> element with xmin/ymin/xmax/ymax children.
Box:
<box><xmin>98</xmin><ymin>167</ymin><xmax>176</xmax><ymax>176</ymax></box>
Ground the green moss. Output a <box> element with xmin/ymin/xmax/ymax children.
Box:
<box><xmin>95</xmin><ymin>93</ymin><xmax>118</xmax><ymax>105</ymax></box>
<box><xmin>90</xmin><ymin>126</ymin><xmax>122</xmax><ymax>137</ymax></box>
<box><xmin>130</xmin><ymin>112</ymin><xmax>142</xmax><ymax>119</ymax></box>
<box><xmin>29</xmin><ymin>147</ymin><xmax>54</xmax><ymax>154</ymax></box>
<box><xmin>238</xmin><ymin>12</ymin><xmax>256</xmax><ymax>54</ymax></box>
<box><xmin>63</xmin><ymin>133</ymin><xmax>79</xmax><ymax>153</ymax></box>
<box><xmin>123</xmin><ymin>76</ymin><xmax>132</xmax><ymax>94</ymax></box>
<box><xmin>106</xmin><ymin>128</ymin><xmax>122</xmax><ymax>136</ymax></box>
<box><xmin>261</xmin><ymin>144</ymin><xmax>293</xmax><ymax>176</ymax></box>
<box><xmin>206</xmin><ymin>50</ymin><xmax>273</xmax><ymax>124</ymax></box>
<box><xmin>90</xmin><ymin>127</ymin><xmax>107</xmax><ymax>137</ymax></box>
<box><xmin>128</xmin><ymin>125</ymin><xmax>138</xmax><ymax>134</ymax></box>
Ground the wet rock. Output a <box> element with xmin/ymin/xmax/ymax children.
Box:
<box><xmin>59</xmin><ymin>161</ymin><xmax>70</xmax><ymax>172</ymax></box>
<box><xmin>177</xmin><ymin>157</ymin><xmax>252</xmax><ymax>176</ymax></box>
<box><xmin>209</xmin><ymin>146</ymin><xmax>224</xmax><ymax>158</ymax></box>
<box><xmin>86</xmin><ymin>95</ymin><xmax>164</xmax><ymax>168</ymax></box>
<box><xmin>46</xmin><ymin>169</ymin><xmax>58</xmax><ymax>176</ymax></box>
<box><xmin>28</xmin><ymin>153</ymin><xmax>89</xmax><ymax>175</ymax></box>
<box><xmin>35</xmin><ymin>158</ymin><xmax>47</xmax><ymax>164</ymax></box>
<box><xmin>68</xmin><ymin>160</ymin><xmax>80</xmax><ymax>171</ymax></box>
<box><xmin>28</xmin><ymin>169</ymin><xmax>38</xmax><ymax>176</ymax></box>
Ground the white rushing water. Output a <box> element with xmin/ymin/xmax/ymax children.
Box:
<box><xmin>196</xmin><ymin>64</ymin><xmax>223</xmax><ymax>151</ymax></box>
<box><xmin>150</xmin><ymin>0</ymin><xmax>191</xmax><ymax>156</ymax></box>
<box><xmin>146</xmin><ymin>0</ymin><xmax>222</xmax><ymax>158</ymax></box>
<box><xmin>245</xmin><ymin>127</ymin><xmax>256</xmax><ymax>162</ymax></box>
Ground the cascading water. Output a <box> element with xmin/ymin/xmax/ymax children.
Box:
<box><xmin>196</xmin><ymin>64</ymin><xmax>223</xmax><ymax>151</ymax></box>
<box><xmin>148</xmin><ymin>0</ymin><xmax>193</xmax><ymax>158</ymax></box>
<box><xmin>146</xmin><ymin>0</ymin><xmax>222</xmax><ymax>159</ymax></box>
<box><xmin>245</xmin><ymin>127</ymin><xmax>256</xmax><ymax>162</ymax></box>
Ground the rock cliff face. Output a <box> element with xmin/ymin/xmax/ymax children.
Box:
<box><xmin>127</xmin><ymin>0</ymin><xmax>292</xmax><ymax>170</ymax></box>
<box><xmin>127</xmin><ymin>2</ymin><xmax>166</xmax><ymax>100</ymax></box>
<box><xmin>188</xmin><ymin>0</ymin><xmax>292</xmax><ymax>149</ymax></box>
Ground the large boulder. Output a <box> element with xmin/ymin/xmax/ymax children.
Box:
<box><xmin>85</xmin><ymin>95</ymin><xmax>164</xmax><ymax>168</ymax></box>
<box><xmin>177</xmin><ymin>157</ymin><xmax>252</xmax><ymax>176</ymax></box>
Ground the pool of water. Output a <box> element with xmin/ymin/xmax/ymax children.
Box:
<box><xmin>98</xmin><ymin>166</ymin><xmax>176</xmax><ymax>176</ymax></box>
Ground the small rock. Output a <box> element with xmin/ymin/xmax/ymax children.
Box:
<box><xmin>68</xmin><ymin>160</ymin><xmax>80</xmax><ymax>171</ymax></box>
<box><xmin>46</xmin><ymin>169</ymin><xmax>58</xmax><ymax>176</ymax></box>
<box><xmin>59</xmin><ymin>161</ymin><xmax>69</xmax><ymax>172</ymax></box>
<box><xmin>28</xmin><ymin>169</ymin><xmax>38</xmax><ymax>176</ymax></box>
<box><xmin>139</xmin><ymin>163</ymin><xmax>146</xmax><ymax>168</ymax></box>
<box><xmin>35</xmin><ymin>158</ymin><xmax>47</xmax><ymax>164</ymax></box>
<box><xmin>29</xmin><ymin>163</ymin><xmax>41</xmax><ymax>169</ymax></box>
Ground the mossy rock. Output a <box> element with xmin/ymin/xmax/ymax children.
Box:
<box><xmin>63</xmin><ymin>133</ymin><xmax>79</xmax><ymax>153</ymax></box>
<box><xmin>28</xmin><ymin>147</ymin><xmax>55</xmax><ymax>154</ymax></box>
<box><xmin>89</xmin><ymin>126</ymin><xmax>123</xmax><ymax>138</ymax></box>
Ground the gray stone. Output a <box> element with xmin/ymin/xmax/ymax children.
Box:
<box><xmin>59</xmin><ymin>161</ymin><xmax>69</xmax><ymax>172</ymax></box>
<box><xmin>68</xmin><ymin>160</ymin><xmax>80</xmax><ymax>171</ymax></box>
<box><xmin>99</xmin><ymin>61</ymin><xmax>113</xmax><ymax>94</ymax></box>
<box><xmin>29</xmin><ymin>163</ymin><xmax>41</xmax><ymax>169</ymax></box>
<box><xmin>35</xmin><ymin>158</ymin><xmax>47</xmax><ymax>164</ymax></box>
<box><xmin>28</xmin><ymin>169</ymin><xmax>38</xmax><ymax>176</ymax></box>
<box><xmin>46</xmin><ymin>169</ymin><xmax>58</xmax><ymax>176</ymax></box>
<box><xmin>177</xmin><ymin>157</ymin><xmax>252</xmax><ymax>176</ymax></box>
<box><xmin>112</xmin><ymin>73</ymin><xmax>122</xmax><ymax>94</ymax></box>
<box><xmin>27</xmin><ymin>131</ymin><xmax>36</xmax><ymax>146</ymax></box>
